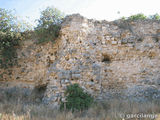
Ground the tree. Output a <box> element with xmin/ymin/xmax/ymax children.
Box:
<box><xmin>37</xmin><ymin>7</ymin><xmax>64</xmax><ymax>28</ymax></box>
<box><xmin>0</xmin><ymin>8</ymin><xmax>15</xmax><ymax>32</ymax></box>
<box><xmin>35</xmin><ymin>7</ymin><xmax>64</xmax><ymax>44</ymax></box>
<box><xmin>0</xmin><ymin>8</ymin><xmax>31</xmax><ymax>68</ymax></box>
<box><xmin>0</xmin><ymin>8</ymin><xmax>32</xmax><ymax>32</ymax></box>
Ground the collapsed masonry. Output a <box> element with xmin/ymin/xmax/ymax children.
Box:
<box><xmin>1</xmin><ymin>14</ymin><xmax>160</xmax><ymax>107</ymax></box>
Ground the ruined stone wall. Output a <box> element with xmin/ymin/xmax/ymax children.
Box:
<box><xmin>1</xmin><ymin>14</ymin><xmax>160</xmax><ymax>106</ymax></box>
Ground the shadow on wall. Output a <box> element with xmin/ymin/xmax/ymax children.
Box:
<box><xmin>102</xmin><ymin>54</ymin><xmax>111</xmax><ymax>63</ymax></box>
<box><xmin>0</xmin><ymin>87</ymin><xmax>32</xmax><ymax>104</ymax></box>
<box><xmin>0</xmin><ymin>85</ymin><xmax>47</xmax><ymax>104</ymax></box>
<box><xmin>30</xmin><ymin>84</ymin><xmax>48</xmax><ymax>103</ymax></box>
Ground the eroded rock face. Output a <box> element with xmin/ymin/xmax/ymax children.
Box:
<box><xmin>1</xmin><ymin>14</ymin><xmax>160</xmax><ymax>106</ymax></box>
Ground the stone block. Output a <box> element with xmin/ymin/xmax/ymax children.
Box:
<box><xmin>121</xmin><ymin>39</ymin><xmax>128</xmax><ymax>44</ymax></box>
<box><xmin>111</xmin><ymin>41</ymin><xmax>118</xmax><ymax>45</ymax></box>
<box><xmin>58</xmin><ymin>70</ymin><xmax>71</xmax><ymax>79</ymax></box>
<box><xmin>72</xmin><ymin>74</ymin><xmax>81</xmax><ymax>80</ymax></box>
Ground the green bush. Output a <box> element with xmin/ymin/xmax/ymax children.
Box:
<box><xmin>120</xmin><ymin>13</ymin><xmax>160</xmax><ymax>21</ymax></box>
<box><xmin>0</xmin><ymin>31</ymin><xmax>22</xmax><ymax>68</ymax></box>
<box><xmin>35</xmin><ymin>7</ymin><xmax>64</xmax><ymax>44</ymax></box>
<box><xmin>35</xmin><ymin>24</ymin><xmax>60</xmax><ymax>44</ymax></box>
<box><xmin>121</xmin><ymin>16</ymin><xmax>126</xmax><ymax>20</ymax></box>
<box><xmin>128</xmin><ymin>13</ymin><xmax>147</xmax><ymax>20</ymax></box>
<box><xmin>60</xmin><ymin>84</ymin><xmax>94</xmax><ymax>112</ymax></box>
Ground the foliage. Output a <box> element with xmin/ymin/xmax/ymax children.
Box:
<box><xmin>60</xmin><ymin>84</ymin><xmax>94</xmax><ymax>112</ymax></box>
<box><xmin>0</xmin><ymin>8</ymin><xmax>31</xmax><ymax>32</ymax></box>
<box><xmin>120</xmin><ymin>13</ymin><xmax>160</xmax><ymax>21</ymax></box>
<box><xmin>35</xmin><ymin>7</ymin><xmax>64</xmax><ymax>44</ymax></box>
<box><xmin>35</xmin><ymin>24</ymin><xmax>60</xmax><ymax>44</ymax></box>
<box><xmin>121</xmin><ymin>16</ymin><xmax>126</xmax><ymax>20</ymax></box>
<box><xmin>149</xmin><ymin>13</ymin><xmax>160</xmax><ymax>20</ymax></box>
<box><xmin>0</xmin><ymin>31</ymin><xmax>22</xmax><ymax>68</ymax></box>
<box><xmin>128</xmin><ymin>13</ymin><xmax>147</xmax><ymax>20</ymax></box>
<box><xmin>0</xmin><ymin>8</ymin><xmax>15</xmax><ymax>32</ymax></box>
<box><xmin>0</xmin><ymin>8</ymin><xmax>30</xmax><ymax>68</ymax></box>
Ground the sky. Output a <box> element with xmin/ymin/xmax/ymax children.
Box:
<box><xmin>0</xmin><ymin>0</ymin><xmax>160</xmax><ymax>25</ymax></box>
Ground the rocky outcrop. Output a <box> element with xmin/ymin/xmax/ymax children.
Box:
<box><xmin>1</xmin><ymin>14</ymin><xmax>160</xmax><ymax>107</ymax></box>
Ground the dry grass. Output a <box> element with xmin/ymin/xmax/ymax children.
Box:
<box><xmin>0</xmin><ymin>87</ymin><xmax>160</xmax><ymax>120</ymax></box>
<box><xmin>0</xmin><ymin>100</ymin><xmax>160</xmax><ymax>120</ymax></box>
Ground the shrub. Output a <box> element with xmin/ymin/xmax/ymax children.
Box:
<box><xmin>128</xmin><ymin>13</ymin><xmax>147</xmax><ymax>20</ymax></box>
<box><xmin>35</xmin><ymin>7</ymin><xmax>64</xmax><ymax>44</ymax></box>
<box><xmin>149</xmin><ymin>13</ymin><xmax>160</xmax><ymax>20</ymax></box>
<box><xmin>60</xmin><ymin>84</ymin><xmax>94</xmax><ymax>112</ymax></box>
<box><xmin>121</xmin><ymin>16</ymin><xmax>126</xmax><ymax>20</ymax></box>
<box><xmin>0</xmin><ymin>31</ymin><xmax>22</xmax><ymax>68</ymax></box>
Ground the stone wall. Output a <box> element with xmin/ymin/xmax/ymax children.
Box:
<box><xmin>1</xmin><ymin>14</ymin><xmax>160</xmax><ymax>107</ymax></box>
